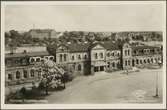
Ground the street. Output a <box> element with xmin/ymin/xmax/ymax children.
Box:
<box><xmin>45</xmin><ymin>68</ymin><xmax>163</xmax><ymax>103</ymax></box>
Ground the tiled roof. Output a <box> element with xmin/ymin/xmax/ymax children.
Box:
<box><xmin>131</xmin><ymin>45</ymin><xmax>160</xmax><ymax>50</ymax></box>
<box><xmin>5</xmin><ymin>51</ymin><xmax>50</xmax><ymax>58</ymax></box>
<box><xmin>101</xmin><ymin>41</ymin><xmax>121</xmax><ymax>50</ymax></box>
<box><xmin>67</xmin><ymin>43</ymin><xmax>91</xmax><ymax>52</ymax></box>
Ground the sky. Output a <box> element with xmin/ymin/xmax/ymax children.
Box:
<box><xmin>4</xmin><ymin>2</ymin><xmax>166</xmax><ymax>32</ymax></box>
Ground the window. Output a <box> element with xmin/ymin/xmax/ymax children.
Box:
<box><xmin>128</xmin><ymin>60</ymin><xmax>131</xmax><ymax>65</ymax></box>
<box><xmin>95</xmin><ymin>53</ymin><xmax>98</xmax><ymax>59</ymax></box>
<box><xmin>84</xmin><ymin>54</ymin><xmax>87</xmax><ymax>59</ymax></box>
<box><xmin>125</xmin><ymin>60</ymin><xmax>128</xmax><ymax>66</ymax></box>
<box><xmin>107</xmin><ymin>62</ymin><xmax>110</xmax><ymax>68</ymax></box>
<box><xmin>151</xmin><ymin>58</ymin><xmax>154</xmax><ymax>63</ymax></box>
<box><xmin>112</xmin><ymin>52</ymin><xmax>115</xmax><ymax>56</ymax></box>
<box><xmin>144</xmin><ymin>59</ymin><xmax>146</xmax><ymax>63</ymax></box>
<box><xmin>23</xmin><ymin>70</ymin><xmax>28</xmax><ymax>78</ymax></box>
<box><xmin>140</xmin><ymin>60</ymin><xmax>143</xmax><ymax>64</ymax></box>
<box><xmin>30</xmin><ymin>69</ymin><xmax>35</xmax><ymax>77</ymax></box>
<box><xmin>73</xmin><ymin>64</ymin><xmax>75</xmax><ymax>70</ymax></box>
<box><xmin>49</xmin><ymin>57</ymin><xmax>54</xmax><ymax>60</ymax></box>
<box><xmin>22</xmin><ymin>58</ymin><xmax>27</xmax><ymax>65</ymax></box>
<box><xmin>60</xmin><ymin>54</ymin><xmax>63</xmax><ymax>62</ymax></box>
<box><xmin>125</xmin><ymin>50</ymin><xmax>127</xmax><ymax>56</ymax></box>
<box><xmin>64</xmin><ymin>54</ymin><xmax>67</xmax><ymax>61</ymax></box>
<box><xmin>16</xmin><ymin>71</ymin><xmax>21</xmax><ymax>79</ymax></box>
<box><xmin>72</xmin><ymin>55</ymin><xmax>75</xmax><ymax>60</ymax></box>
<box><xmin>78</xmin><ymin>64</ymin><xmax>81</xmax><ymax>71</ymax></box>
<box><xmin>8</xmin><ymin>74</ymin><xmax>12</xmax><ymax>80</ymax></box>
<box><xmin>36</xmin><ymin>58</ymin><xmax>40</xmax><ymax>62</ymax></box>
<box><xmin>78</xmin><ymin>54</ymin><xmax>81</xmax><ymax>60</ymax></box>
<box><xmin>100</xmin><ymin>53</ymin><xmax>103</xmax><ymax>58</ymax></box>
<box><xmin>128</xmin><ymin>50</ymin><xmax>130</xmax><ymax>55</ymax></box>
<box><xmin>117</xmin><ymin>52</ymin><xmax>120</xmax><ymax>56</ymax></box>
<box><xmin>30</xmin><ymin>58</ymin><xmax>35</xmax><ymax>63</ymax></box>
<box><xmin>136</xmin><ymin>59</ymin><xmax>139</xmax><ymax>64</ymax></box>
<box><xmin>147</xmin><ymin>59</ymin><xmax>150</xmax><ymax>63</ymax></box>
<box><xmin>112</xmin><ymin>62</ymin><xmax>115</xmax><ymax>67</ymax></box>
<box><xmin>107</xmin><ymin>52</ymin><xmax>110</xmax><ymax>57</ymax></box>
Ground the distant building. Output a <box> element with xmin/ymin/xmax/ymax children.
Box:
<box><xmin>28</xmin><ymin>29</ymin><xmax>60</xmax><ymax>39</ymax></box>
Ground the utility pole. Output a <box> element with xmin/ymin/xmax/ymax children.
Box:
<box><xmin>155</xmin><ymin>71</ymin><xmax>159</xmax><ymax>97</ymax></box>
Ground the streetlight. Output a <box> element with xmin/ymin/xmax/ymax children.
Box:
<box><xmin>154</xmin><ymin>60</ymin><xmax>162</xmax><ymax>98</ymax></box>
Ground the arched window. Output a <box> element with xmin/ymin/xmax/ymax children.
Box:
<box><xmin>136</xmin><ymin>59</ymin><xmax>139</xmax><ymax>64</ymax></box>
<box><xmin>36</xmin><ymin>58</ymin><xmax>40</xmax><ymax>62</ymax></box>
<box><xmin>140</xmin><ymin>60</ymin><xmax>143</xmax><ymax>64</ymax></box>
<box><xmin>84</xmin><ymin>54</ymin><xmax>87</xmax><ymax>59</ymax></box>
<box><xmin>30</xmin><ymin>58</ymin><xmax>35</xmax><ymax>63</ymax></box>
<box><xmin>144</xmin><ymin>59</ymin><xmax>146</xmax><ymax>63</ymax></box>
<box><xmin>50</xmin><ymin>57</ymin><xmax>54</xmax><ymax>60</ymax></box>
<box><xmin>78</xmin><ymin>64</ymin><xmax>81</xmax><ymax>71</ymax></box>
<box><xmin>147</xmin><ymin>59</ymin><xmax>150</xmax><ymax>63</ymax></box>
<box><xmin>107</xmin><ymin>52</ymin><xmax>110</xmax><ymax>57</ymax></box>
<box><xmin>23</xmin><ymin>70</ymin><xmax>28</xmax><ymax>78</ymax></box>
<box><xmin>30</xmin><ymin>69</ymin><xmax>35</xmax><ymax>77</ymax></box>
<box><xmin>16</xmin><ymin>71</ymin><xmax>21</xmax><ymax>79</ymax></box>
<box><xmin>151</xmin><ymin>58</ymin><xmax>154</xmax><ymax>63</ymax></box>
<box><xmin>117</xmin><ymin>52</ymin><xmax>120</xmax><ymax>56</ymax></box>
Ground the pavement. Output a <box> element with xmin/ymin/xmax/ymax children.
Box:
<box><xmin>45</xmin><ymin>68</ymin><xmax>163</xmax><ymax>104</ymax></box>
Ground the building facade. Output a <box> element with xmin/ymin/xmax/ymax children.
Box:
<box><xmin>5</xmin><ymin>41</ymin><xmax>163</xmax><ymax>86</ymax></box>
<box><xmin>48</xmin><ymin>41</ymin><xmax>163</xmax><ymax>75</ymax></box>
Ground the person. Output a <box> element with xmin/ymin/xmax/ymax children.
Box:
<box><xmin>126</xmin><ymin>69</ymin><xmax>129</xmax><ymax>75</ymax></box>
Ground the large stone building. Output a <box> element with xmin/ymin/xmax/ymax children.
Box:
<box><xmin>28</xmin><ymin>29</ymin><xmax>61</xmax><ymax>39</ymax></box>
<box><xmin>47</xmin><ymin>41</ymin><xmax>162</xmax><ymax>75</ymax></box>
<box><xmin>5</xmin><ymin>41</ymin><xmax>163</xmax><ymax>86</ymax></box>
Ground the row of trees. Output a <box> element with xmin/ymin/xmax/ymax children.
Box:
<box><xmin>5</xmin><ymin>30</ymin><xmax>162</xmax><ymax>49</ymax></box>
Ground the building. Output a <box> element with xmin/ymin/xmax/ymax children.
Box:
<box><xmin>47</xmin><ymin>41</ymin><xmax>162</xmax><ymax>75</ymax></box>
<box><xmin>5</xmin><ymin>41</ymin><xmax>163</xmax><ymax>86</ymax></box>
<box><xmin>5</xmin><ymin>50</ymin><xmax>54</xmax><ymax>86</ymax></box>
<box><xmin>28</xmin><ymin>29</ymin><xmax>60</xmax><ymax>39</ymax></box>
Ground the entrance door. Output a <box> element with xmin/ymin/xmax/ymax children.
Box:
<box><xmin>100</xmin><ymin>66</ymin><xmax>104</xmax><ymax>71</ymax></box>
<box><xmin>94</xmin><ymin>67</ymin><xmax>98</xmax><ymax>72</ymax></box>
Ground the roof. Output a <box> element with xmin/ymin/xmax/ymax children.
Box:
<box><xmin>67</xmin><ymin>43</ymin><xmax>91</xmax><ymax>52</ymax></box>
<box><xmin>101</xmin><ymin>41</ymin><xmax>121</xmax><ymax>50</ymax></box>
<box><xmin>48</xmin><ymin>41</ymin><xmax>124</xmax><ymax>53</ymax></box>
<box><xmin>5</xmin><ymin>51</ymin><xmax>50</xmax><ymax>58</ymax></box>
<box><xmin>131</xmin><ymin>45</ymin><xmax>160</xmax><ymax>50</ymax></box>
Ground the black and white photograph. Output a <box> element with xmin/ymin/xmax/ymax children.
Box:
<box><xmin>1</xmin><ymin>1</ymin><xmax>166</xmax><ymax>109</ymax></box>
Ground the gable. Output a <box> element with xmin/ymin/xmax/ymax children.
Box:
<box><xmin>91</xmin><ymin>44</ymin><xmax>105</xmax><ymax>50</ymax></box>
<box><xmin>57</xmin><ymin>45</ymin><xmax>68</xmax><ymax>52</ymax></box>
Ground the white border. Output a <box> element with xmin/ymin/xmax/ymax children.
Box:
<box><xmin>1</xmin><ymin>1</ymin><xmax>166</xmax><ymax>109</ymax></box>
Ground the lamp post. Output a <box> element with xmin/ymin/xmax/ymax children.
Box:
<box><xmin>154</xmin><ymin>60</ymin><xmax>162</xmax><ymax>98</ymax></box>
